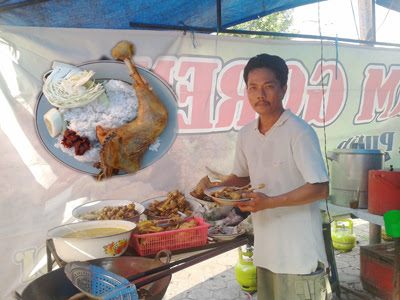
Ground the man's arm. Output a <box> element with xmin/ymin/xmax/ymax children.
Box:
<box><xmin>234</xmin><ymin>181</ymin><xmax>329</xmax><ymax>213</ymax></box>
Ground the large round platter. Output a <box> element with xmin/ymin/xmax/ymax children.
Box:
<box><xmin>204</xmin><ymin>186</ymin><xmax>251</xmax><ymax>205</ymax></box>
<box><xmin>35</xmin><ymin>60</ymin><xmax>178</xmax><ymax>176</ymax></box>
<box><xmin>72</xmin><ymin>199</ymin><xmax>145</xmax><ymax>222</ymax></box>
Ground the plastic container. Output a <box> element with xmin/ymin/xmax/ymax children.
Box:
<box><xmin>383</xmin><ymin>210</ymin><xmax>400</xmax><ymax>238</ymax></box>
<box><xmin>130</xmin><ymin>217</ymin><xmax>210</xmax><ymax>256</ymax></box>
<box><xmin>368</xmin><ymin>170</ymin><xmax>400</xmax><ymax>215</ymax></box>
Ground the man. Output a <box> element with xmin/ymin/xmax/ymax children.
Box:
<box><xmin>209</xmin><ymin>54</ymin><xmax>331</xmax><ymax>299</ymax></box>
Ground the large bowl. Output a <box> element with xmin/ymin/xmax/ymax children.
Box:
<box><xmin>47</xmin><ymin>220</ymin><xmax>136</xmax><ymax>263</ymax></box>
<box><xmin>141</xmin><ymin>196</ymin><xmax>202</xmax><ymax>220</ymax></box>
<box><xmin>72</xmin><ymin>200</ymin><xmax>145</xmax><ymax>222</ymax></box>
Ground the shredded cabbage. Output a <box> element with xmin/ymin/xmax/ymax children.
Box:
<box><xmin>43</xmin><ymin>66</ymin><xmax>108</xmax><ymax>108</ymax></box>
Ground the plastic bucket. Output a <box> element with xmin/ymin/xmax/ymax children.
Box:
<box><xmin>368</xmin><ymin>170</ymin><xmax>400</xmax><ymax>215</ymax></box>
<box><xmin>383</xmin><ymin>210</ymin><xmax>400</xmax><ymax>238</ymax></box>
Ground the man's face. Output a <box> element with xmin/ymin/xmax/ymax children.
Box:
<box><xmin>246</xmin><ymin>67</ymin><xmax>287</xmax><ymax>117</ymax></box>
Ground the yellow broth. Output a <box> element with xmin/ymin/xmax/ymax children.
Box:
<box><xmin>64</xmin><ymin>227</ymin><xmax>127</xmax><ymax>238</ymax></box>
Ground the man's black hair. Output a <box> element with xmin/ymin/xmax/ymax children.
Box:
<box><xmin>243</xmin><ymin>54</ymin><xmax>288</xmax><ymax>88</ymax></box>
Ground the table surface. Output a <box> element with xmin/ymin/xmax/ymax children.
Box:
<box><xmin>46</xmin><ymin>235</ymin><xmax>252</xmax><ymax>272</ymax></box>
<box><xmin>319</xmin><ymin>200</ymin><xmax>385</xmax><ymax>226</ymax></box>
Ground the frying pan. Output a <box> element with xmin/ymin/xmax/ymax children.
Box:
<box><xmin>17</xmin><ymin>253</ymin><xmax>171</xmax><ymax>300</ymax></box>
<box><xmin>17</xmin><ymin>238</ymin><xmax>248</xmax><ymax>299</ymax></box>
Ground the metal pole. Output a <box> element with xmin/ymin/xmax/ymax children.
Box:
<box><xmin>216</xmin><ymin>0</ymin><xmax>222</xmax><ymax>33</ymax></box>
<box><xmin>393</xmin><ymin>237</ymin><xmax>400</xmax><ymax>300</ymax></box>
<box><xmin>371</xmin><ymin>0</ymin><xmax>376</xmax><ymax>42</ymax></box>
<box><xmin>358</xmin><ymin>0</ymin><xmax>374</xmax><ymax>41</ymax></box>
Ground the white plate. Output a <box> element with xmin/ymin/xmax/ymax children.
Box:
<box><xmin>35</xmin><ymin>60</ymin><xmax>178</xmax><ymax>176</ymax></box>
<box><xmin>208</xmin><ymin>228</ymin><xmax>246</xmax><ymax>241</ymax></box>
<box><xmin>204</xmin><ymin>186</ymin><xmax>251</xmax><ymax>205</ymax></box>
<box><xmin>72</xmin><ymin>200</ymin><xmax>145</xmax><ymax>222</ymax></box>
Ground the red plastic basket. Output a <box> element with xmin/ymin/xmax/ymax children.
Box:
<box><xmin>130</xmin><ymin>216</ymin><xmax>210</xmax><ymax>256</ymax></box>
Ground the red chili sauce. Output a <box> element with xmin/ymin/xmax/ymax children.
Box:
<box><xmin>62</xmin><ymin>129</ymin><xmax>91</xmax><ymax>156</ymax></box>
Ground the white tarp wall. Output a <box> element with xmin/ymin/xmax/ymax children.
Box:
<box><xmin>1</xmin><ymin>26</ymin><xmax>399</xmax><ymax>298</ymax></box>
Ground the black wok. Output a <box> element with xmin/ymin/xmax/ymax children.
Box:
<box><xmin>19</xmin><ymin>253</ymin><xmax>171</xmax><ymax>300</ymax></box>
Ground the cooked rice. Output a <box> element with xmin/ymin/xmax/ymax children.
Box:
<box><xmin>54</xmin><ymin>79</ymin><xmax>161</xmax><ymax>163</ymax></box>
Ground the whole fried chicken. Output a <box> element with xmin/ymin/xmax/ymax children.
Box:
<box><xmin>95</xmin><ymin>41</ymin><xmax>168</xmax><ymax>180</ymax></box>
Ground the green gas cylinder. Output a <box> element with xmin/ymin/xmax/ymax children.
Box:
<box><xmin>235</xmin><ymin>245</ymin><xmax>257</xmax><ymax>292</ymax></box>
<box><xmin>331</xmin><ymin>219</ymin><xmax>357</xmax><ymax>252</ymax></box>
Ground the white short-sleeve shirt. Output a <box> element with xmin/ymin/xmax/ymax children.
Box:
<box><xmin>233</xmin><ymin>109</ymin><xmax>329</xmax><ymax>274</ymax></box>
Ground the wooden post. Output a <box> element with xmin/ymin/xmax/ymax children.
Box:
<box><xmin>369</xmin><ymin>223</ymin><xmax>381</xmax><ymax>244</ymax></box>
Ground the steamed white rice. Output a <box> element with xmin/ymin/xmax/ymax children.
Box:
<box><xmin>54</xmin><ymin>79</ymin><xmax>161</xmax><ymax>162</ymax></box>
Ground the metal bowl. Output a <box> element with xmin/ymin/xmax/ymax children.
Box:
<box><xmin>72</xmin><ymin>199</ymin><xmax>145</xmax><ymax>222</ymax></box>
<box><xmin>47</xmin><ymin>220</ymin><xmax>136</xmax><ymax>263</ymax></box>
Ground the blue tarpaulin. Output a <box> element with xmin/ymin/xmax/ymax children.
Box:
<box><xmin>0</xmin><ymin>0</ymin><xmax>324</xmax><ymax>29</ymax></box>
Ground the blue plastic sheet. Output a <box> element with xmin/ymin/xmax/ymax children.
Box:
<box><xmin>0</xmin><ymin>0</ymin><xmax>324</xmax><ymax>29</ymax></box>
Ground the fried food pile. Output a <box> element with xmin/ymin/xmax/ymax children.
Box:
<box><xmin>210</xmin><ymin>184</ymin><xmax>265</xmax><ymax>200</ymax></box>
<box><xmin>136</xmin><ymin>217</ymin><xmax>199</xmax><ymax>234</ymax></box>
<box><xmin>145</xmin><ymin>190</ymin><xmax>192</xmax><ymax>218</ymax></box>
<box><xmin>79</xmin><ymin>203</ymin><xmax>137</xmax><ymax>220</ymax></box>
<box><xmin>190</xmin><ymin>176</ymin><xmax>214</xmax><ymax>201</ymax></box>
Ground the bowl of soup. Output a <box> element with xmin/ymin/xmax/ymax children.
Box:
<box><xmin>47</xmin><ymin>220</ymin><xmax>136</xmax><ymax>263</ymax></box>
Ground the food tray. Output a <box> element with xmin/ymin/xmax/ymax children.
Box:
<box><xmin>130</xmin><ymin>217</ymin><xmax>210</xmax><ymax>256</ymax></box>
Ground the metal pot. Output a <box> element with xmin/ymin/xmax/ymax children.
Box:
<box><xmin>19</xmin><ymin>254</ymin><xmax>172</xmax><ymax>300</ymax></box>
<box><xmin>327</xmin><ymin>149</ymin><xmax>386</xmax><ymax>208</ymax></box>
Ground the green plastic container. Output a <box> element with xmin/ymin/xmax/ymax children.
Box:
<box><xmin>383</xmin><ymin>210</ymin><xmax>400</xmax><ymax>238</ymax></box>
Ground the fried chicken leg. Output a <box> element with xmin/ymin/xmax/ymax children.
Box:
<box><xmin>95</xmin><ymin>41</ymin><xmax>168</xmax><ymax>180</ymax></box>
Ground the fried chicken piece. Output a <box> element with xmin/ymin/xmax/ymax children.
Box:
<box><xmin>96</xmin><ymin>41</ymin><xmax>168</xmax><ymax>180</ymax></box>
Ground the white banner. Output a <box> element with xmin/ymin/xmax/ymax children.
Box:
<box><xmin>1</xmin><ymin>26</ymin><xmax>399</xmax><ymax>298</ymax></box>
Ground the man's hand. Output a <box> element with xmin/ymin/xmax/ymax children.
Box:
<box><xmin>233</xmin><ymin>192</ymin><xmax>275</xmax><ymax>212</ymax></box>
<box><xmin>233</xmin><ymin>182</ymin><xmax>329</xmax><ymax>212</ymax></box>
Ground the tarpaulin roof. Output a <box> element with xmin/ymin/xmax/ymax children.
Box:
<box><xmin>376</xmin><ymin>0</ymin><xmax>400</xmax><ymax>13</ymax></box>
<box><xmin>0</xmin><ymin>0</ymin><xmax>324</xmax><ymax>30</ymax></box>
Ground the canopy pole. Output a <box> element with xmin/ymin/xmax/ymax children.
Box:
<box><xmin>217</xmin><ymin>0</ymin><xmax>222</xmax><ymax>33</ymax></box>
<box><xmin>358</xmin><ymin>0</ymin><xmax>376</xmax><ymax>42</ymax></box>
<box><xmin>0</xmin><ymin>0</ymin><xmax>51</xmax><ymax>13</ymax></box>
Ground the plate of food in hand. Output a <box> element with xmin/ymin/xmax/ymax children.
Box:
<box><xmin>35</xmin><ymin>42</ymin><xmax>178</xmax><ymax>180</ymax></box>
<box><xmin>205</xmin><ymin>184</ymin><xmax>265</xmax><ymax>205</ymax></box>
